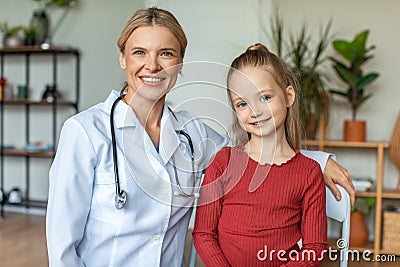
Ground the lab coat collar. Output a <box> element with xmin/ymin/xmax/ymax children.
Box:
<box><xmin>105</xmin><ymin>91</ymin><xmax>185</xmax><ymax>165</ymax></box>
<box><xmin>104</xmin><ymin>90</ymin><xmax>137</xmax><ymax>129</ymax></box>
<box><xmin>159</xmin><ymin>105</ymin><xmax>185</xmax><ymax>165</ymax></box>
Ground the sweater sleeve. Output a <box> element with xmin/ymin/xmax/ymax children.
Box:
<box><xmin>283</xmin><ymin>165</ymin><xmax>328</xmax><ymax>267</ymax></box>
<box><xmin>193</xmin><ymin>149</ymin><xmax>231</xmax><ymax>267</ymax></box>
<box><xmin>300</xmin><ymin>150</ymin><xmax>335</xmax><ymax>173</ymax></box>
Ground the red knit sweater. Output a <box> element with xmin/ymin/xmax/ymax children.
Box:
<box><xmin>193</xmin><ymin>147</ymin><xmax>328</xmax><ymax>267</ymax></box>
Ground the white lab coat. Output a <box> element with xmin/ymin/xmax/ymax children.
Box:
<box><xmin>46</xmin><ymin>90</ymin><xmax>332</xmax><ymax>267</ymax></box>
<box><xmin>46</xmin><ymin>91</ymin><xmax>228</xmax><ymax>267</ymax></box>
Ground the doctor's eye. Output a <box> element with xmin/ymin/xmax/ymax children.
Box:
<box><xmin>132</xmin><ymin>50</ymin><xmax>145</xmax><ymax>55</ymax></box>
<box><xmin>161</xmin><ymin>51</ymin><xmax>174</xmax><ymax>57</ymax></box>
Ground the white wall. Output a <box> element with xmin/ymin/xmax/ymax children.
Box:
<box><xmin>1</xmin><ymin>0</ymin><xmax>399</xmax><ymax>201</ymax></box>
<box><xmin>274</xmin><ymin>0</ymin><xmax>399</xmax><ymax>188</ymax></box>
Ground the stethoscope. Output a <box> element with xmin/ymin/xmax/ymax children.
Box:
<box><xmin>110</xmin><ymin>95</ymin><xmax>198</xmax><ymax>209</ymax></box>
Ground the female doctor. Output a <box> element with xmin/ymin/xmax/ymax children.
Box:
<box><xmin>46</xmin><ymin>7</ymin><xmax>354</xmax><ymax>267</ymax></box>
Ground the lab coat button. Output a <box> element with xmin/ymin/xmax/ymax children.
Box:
<box><xmin>152</xmin><ymin>235</ymin><xmax>161</xmax><ymax>242</ymax></box>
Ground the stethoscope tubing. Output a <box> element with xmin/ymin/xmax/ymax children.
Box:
<box><xmin>110</xmin><ymin>96</ymin><xmax>123</xmax><ymax>197</ymax></box>
<box><xmin>110</xmin><ymin>95</ymin><xmax>197</xmax><ymax>209</ymax></box>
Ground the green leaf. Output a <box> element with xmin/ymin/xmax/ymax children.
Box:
<box><xmin>332</xmin><ymin>40</ymin><xmax>354</xmax><ymax>61</ymax></box>
<box><xmin>354</xmin><ymin>93</ymin><xmax>373</xmax><ymax>110</ymax></box>
<box><xmin>352</xmin><ymin>30</ymin><xmax>369</xmax><ymax>59</ymax></box>
<box><xmin>333</xmin><ymin>64</ymin><xmax>358</xmax><ymax>86</ymax></box>
<box><xmin>357</xmin><ymin>72</ymin><xmax>379</xmax><ymax>89</ymax></box>
<box><xmin>329</xmin><ymin>89</ymin><xmax>348</xmax><ymax>98</ymax></box>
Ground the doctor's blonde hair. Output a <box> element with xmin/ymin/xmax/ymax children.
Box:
<box><xmin>117</xmin><ymin>7</ymin><xmax>187</xmax><ymax>58</ymax></box>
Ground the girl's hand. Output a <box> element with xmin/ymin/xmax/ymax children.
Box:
<box><xmin>324</xmin><ymin>158</ymin><xmax>355</xmax><ymax>205</ymax></box>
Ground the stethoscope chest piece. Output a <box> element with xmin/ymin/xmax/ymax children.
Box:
<box><xmin>115</xmin><ymin>190</ymin><xmax>127</xmax><ymax>209</ymax></box>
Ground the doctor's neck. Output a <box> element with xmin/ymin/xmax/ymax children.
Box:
<box><xmin>123</xmin><ymin>93</ymin><xmax>165</xmax><ymax>129</ymax></box>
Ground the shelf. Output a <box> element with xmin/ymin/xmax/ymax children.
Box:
<box><xmin>382</xmin><ymin>189</ymin><xmax>400</xmax><ymax>199</ymax></box>
<box><xmin>6</xmin><ymin>199</ymin><xmax>47</xmax><ymax>209</ymax></box>
<box><xmin>305</xmin><ymin>139</ymin><xmax>395</xmax><ymax>256</ymax></box>
<box><xmin>356</xmin><ymin>191</ymin><xmax>377</xmax><ymax>198</ymax></box>
<box><xmin>1</xmin><ymin>99</ymin><xmax>77</xmax><ymax>106</ymax></box>
<box><xmin>301</xmin><ymin>139</ymin><xmax>390</xmax><ymax>148</ymax></box>
<box><xmin>1</xmin><ymin>149</ymin><xmax>55</xmax><ymax>158</ymax></box>
<box><xmin>0</xmin><ymin>45</ymin><xmax>79</xmax><ymax>55</ymax></box>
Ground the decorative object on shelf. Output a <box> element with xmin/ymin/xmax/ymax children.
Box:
<box><xmin>23</xmin><ymin>25</ymin><xmax>38</xmax><ymax>46</ymax></box>
<box><xmin>382</xmin><ymin>205</ymin><xmax>400</xmax><ymax>252</ymax></box>
<box><xmin>0</xmin><ymin>77</ymin><xmax>14</xmax><ymax>100</ymax></box>
<box><xmin>7</xmin><ymin>187</ymin><xmax>23</xmax><ymax>204</ymax></box>
<box><xmin>389</xmin><ymin>112</ymin><xmax>400</xmax><ymax>190</ymax></box>
<box><xmin>0</xmin><ymin>77</ymin><xmax>6</xmax><ymax>101</ymax></box>
<box><xmin>329</xmin><ymin>30</ymin><xmax>380</xmax><ymax>142</ymax></box>
<box><xmin>268</xmin><ymin>9</ymin><xmax>333</xmax><ymax>140</ymax></box>
<box><xmin>23</xmin><ymin>141</ymin><xmax>52</xmax><ymax>152</ymax></box>
<box><xmin>30</xmin><ymin>8</ymin><xmax>49</xmax><ymax>46</ymax></box>
<box><xmin>32</xmin><ymin>0</ymin><xmax>78</xmax><ymax>49</ymax></box>
<box><xmin>0</xmin><ymin>144</ymin><xmax>15</xmax><ymax>150</ymax></box>
<box><xmin>0</xmin><ymin>22</ymin><xmax>24</xmax><ymax>47</ymax></box>
<box><xmin>17</xmin><ymin>84</ymin><xmax>28</xmax><ymax>99</ymax></box>
<box><xmin>0</xmin><ymin>188</ymin><xmax>6</xmax><ymax>204</ymax></box>
<box><xmin>349</xmin><ymin>197</ymin><xmax>375</xmax><ymax>247</ymax></box>
<box><xmin>352</xmin><ymin>176</ymin><xmax>374</xmax><ymax>192</ymax></box>
<box><xmin>42</xmin><ymin>84</ymin><xmax>61</xmax><ymax>102</ymax></box>
<box><xmin>350</xmin><ymin>211</ymin><xmax>369</xmax><ymax>247</ymax></box>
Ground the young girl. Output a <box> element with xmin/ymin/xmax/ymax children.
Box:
<box><xmin>193</xmin><ymin>44</ymin><xmax>328</xmax><ymax>266</ymax></box>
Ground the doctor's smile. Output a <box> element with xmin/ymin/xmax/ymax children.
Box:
<box><xmin>140</xmin><ymin>76</ymin><xmax>166</xmax><ymax>84</ymax></box>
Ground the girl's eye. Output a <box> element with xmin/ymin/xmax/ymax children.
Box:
<box><xmin>260</xmin><ymin>95</ymin><xmax>270</xmax><ymax>102</ymax></box>
<box><xmin>236</xmin><ymin>102</ymin><xmax>247</xmax><ymax>109</ymax></box>
<box><xmin>133</xmin><ymin>50</ymin><xmax>145</xmax><ymax>55</ymax></box>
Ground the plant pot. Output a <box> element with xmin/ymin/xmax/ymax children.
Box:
<box><xmin>349</xmin><ymin>211</ymin><xmax>369</xmax><ymax>247</ymax></box>
<box><xmin>344</xmin><ymin>120</ymin><xmax>366</xmax><ymax>142</ymax></box>
<box><xmin>24</xmin><ymin>36</ymin><xmax>37</xmax><ymax>46</ymax></box>
<box><xmin>3</xmin><ymin>35</ymin><xmax>24</xmax><ymax>47</ymax></box>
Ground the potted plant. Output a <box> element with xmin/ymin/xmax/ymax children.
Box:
<box><xmin>23</xmin><ymin>25</ymin><xmax>38</xmax><ymax>46</ymax></box>
<box><xmin>34</xmin><ymin>0</ymin><xmax>77</xmax><ymax>8</ymax></box>
<box><xmin>350</xmin><ymin>197</ymin><xmax>375</xmax><ymax>247</ymax></box>
<box><xmin>0</xmin><ymin>22</ymin><xmax>24</xmax><ymax>47</ymax></box>
<box><xmin>269</xmin><ymin>11</ymin><xmax>333</xmax><ymax>140</ymax></box>
<box><xmin>329</xmin><ymin>30</ymin><xmax>380</xmax><ymax>142</ymax></box>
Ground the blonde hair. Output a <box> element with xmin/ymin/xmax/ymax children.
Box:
<box><xmin>117</xmin><ymin>7</ymin><xmax>187</xmax><ymax>92</ymax></box>
<box><xmin>227</xmin><ymin>43</ymin><xmax>303</xmax><ymax>149</ymax></box>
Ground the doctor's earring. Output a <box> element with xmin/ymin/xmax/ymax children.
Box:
<box><xmin>121</xmin><ymin>65</ymin><xmax>126</xmax><ymax>70</ymax></box>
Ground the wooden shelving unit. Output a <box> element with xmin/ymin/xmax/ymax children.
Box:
<box><xmin>302</xmin><ymin>139</ymin><xmax>400</xmax><ymax>256</ymax></box>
